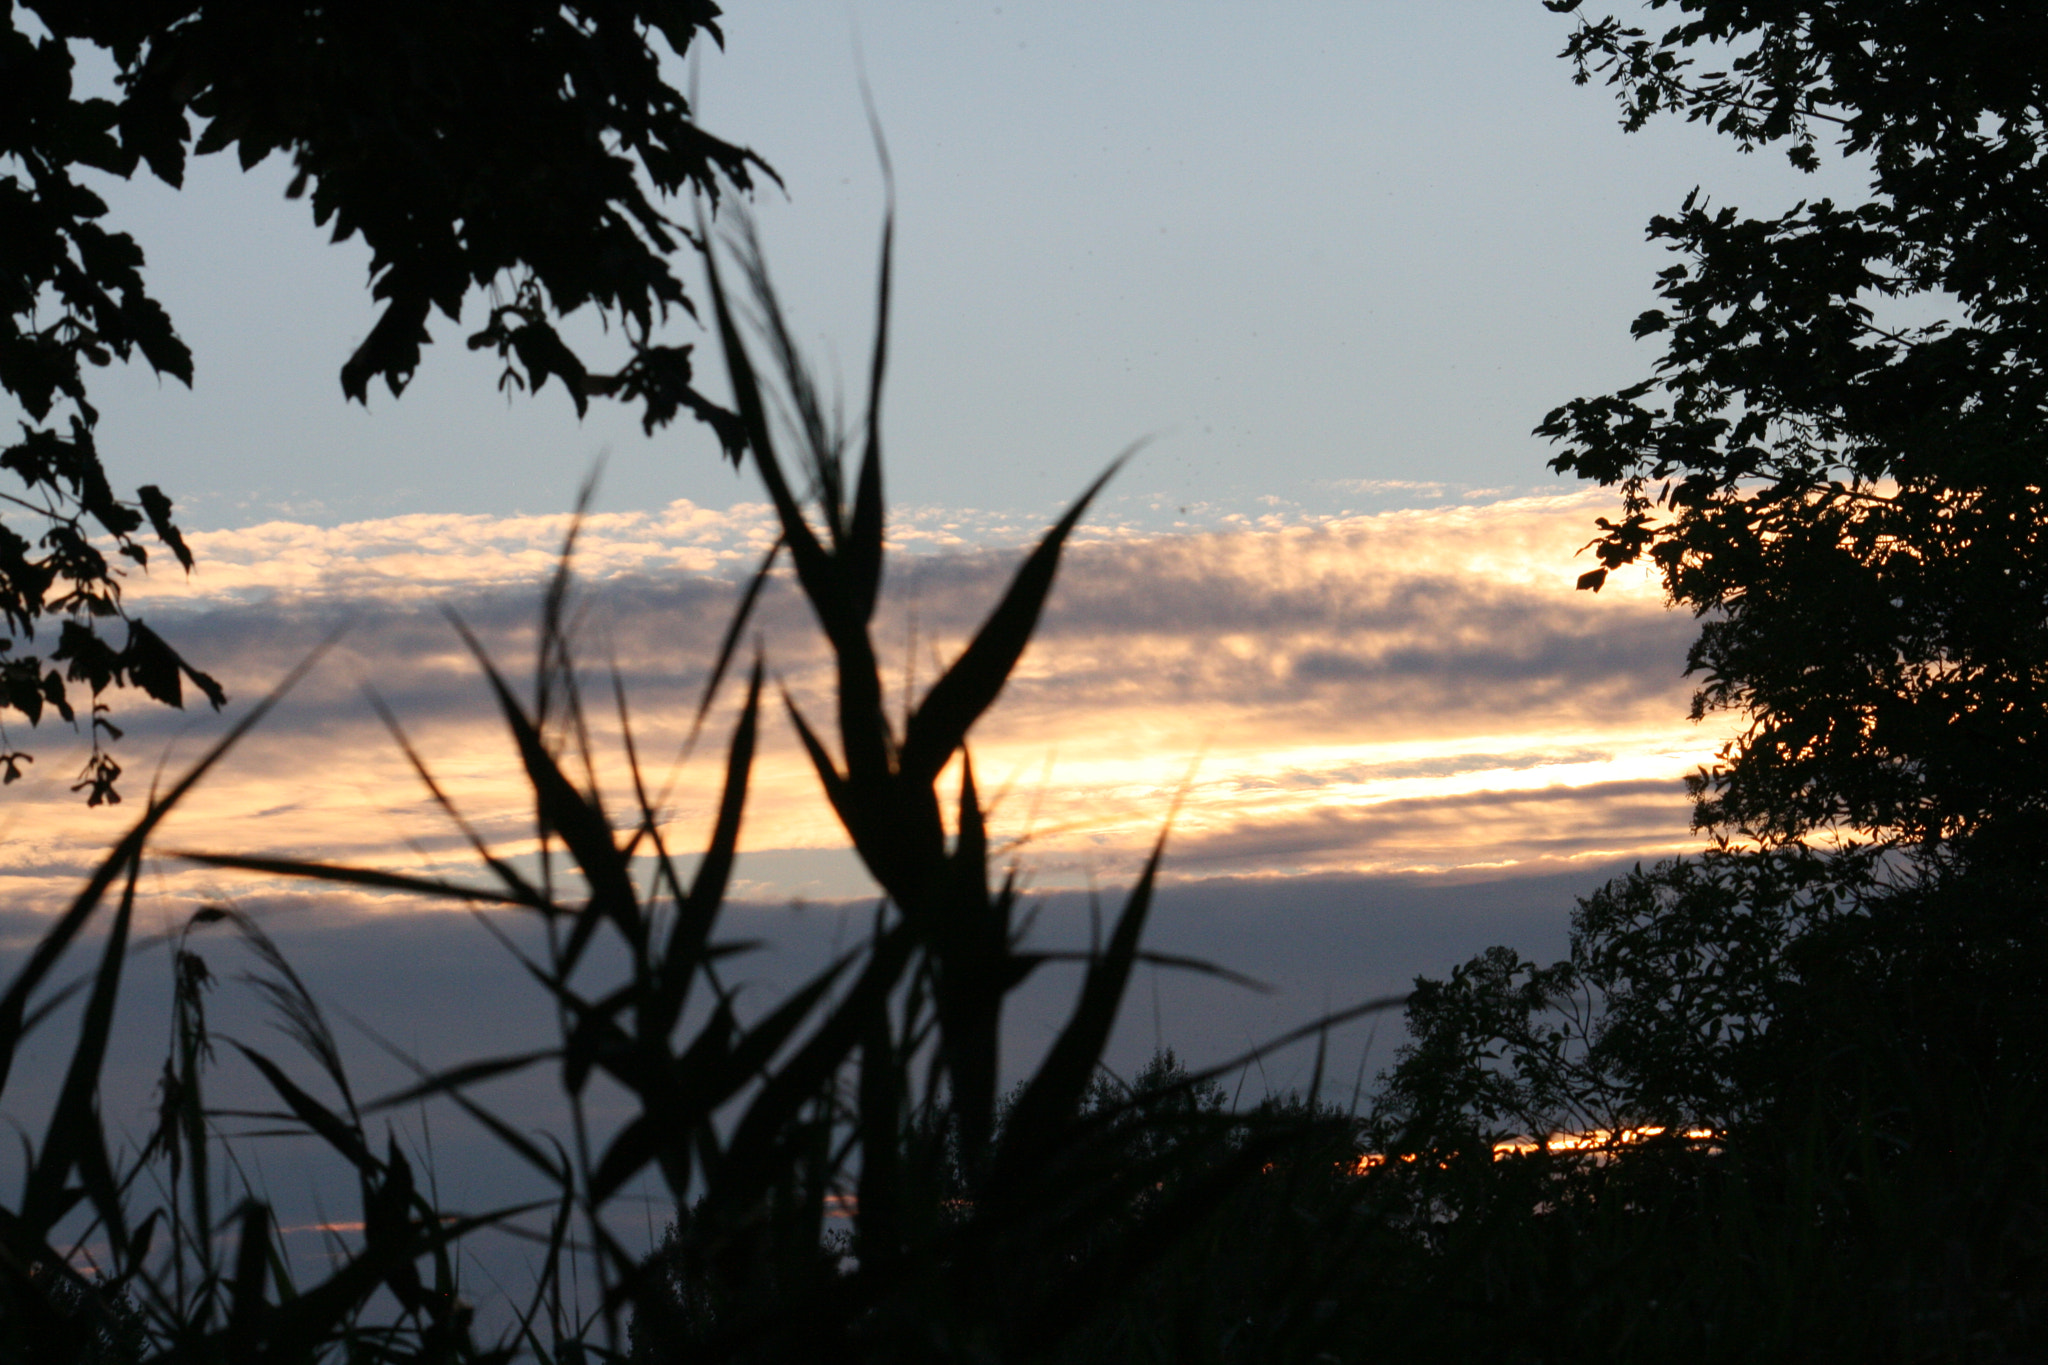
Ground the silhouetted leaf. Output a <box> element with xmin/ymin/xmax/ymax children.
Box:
<box><xmin>230</xmin><ymin>1042</ymin><xmax>373</xmax><ymax>1172</ymax></box>
<box><xmin>451</xmin><ymin>616</ymin><xmax>639</xmax><ymax>963</ymax></box>
<box><xmin>997</xmin><ymin>831</ymin><xmax>1164</xmax><ymax>1183</ymax></box>
<box><xmin>135</xmin><ymin>484</ymin><xmax>192</xmax><ymax>571</ymax></box>
<box><xmin>899</xmin><ymin>452</ymin><xmax>1132</xmax><ymax>784</ymax></box>
<box><xmin>654</xmin><ymin>661</ymin><xmax>762</xmax><ymax>1037</ymax></box>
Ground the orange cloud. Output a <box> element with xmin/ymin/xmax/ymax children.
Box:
<box><xmin>2</xmin><ymin>491</ymin><xmax>1710</xmax><ymax>922</ymax></box>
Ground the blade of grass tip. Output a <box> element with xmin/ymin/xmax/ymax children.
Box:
<box><xmin>172</xmin><ymin>853</ymin><xmax>542</xmax><ymax>910</ymax></box>
<box><xmin>535</xmin><ymin>469</ymin><xmax>599</xmax><ymax>751</ymax></box>
<box><xmin>447</xmin><ymin>613</ymin><xmax>637</xmax><ymax>967</ymax></box>
<box><xmin>1172</xmin><ymin>993</ymin><xmax>1416</xmax><ymax>1103</ymax></box>
<box><xmin>732</xmin><ymin>214</ymin><xmax>843</xmax><ymax>538</ymax></box>
<box><xmin>843</xmin><ymin>210</ymin><xmax>891</xmax><ymax>626</ymax></box>
<box><xmin>851</xmin><ymin>56</ymin><xmax>896</xmax><ymax>583</ymax></box>
<box><xmin>562</xmin><ymin>634</ymin><xmax>609</xmax><ymax>822</ymax></box>
<box><xmin>543</xmin><ymin>466</ymin><xmax>601</xmax><ymax>657</ymax></box>
<box><xmin>897</xmin><ymin>447</ymin><xmax>1140</xmax><ymax>786</ymax></box>
<box><xmin>512</xmin><ymin>1181</ymin><xmax>577</xmax><ymax>1363</ymax></box>
<box><xmin>655</xmin><ymin>660</ymin><xmax>762</xmax><ymax>1037</ymax></box>
<box><xmin>1349</xmin><ymin>1031</ymin><xmax>1378</xmax><ymax>1116</ymax></box>
<box><xmin>722</xmin><ymin>949</ymin><xmax>863</xmax><ymax>1087</ymax></box>
<box><xmin>1307</xmin><ymin>1021</ymin><xmax>1331</xmax><ymax>1110</ymax></box>
<box><xmin>997</xmin><ymin>831</ymin><xmax>1165</xmax><ymax>1179</ymax></box>
<box><xmin>698</xmin><ymin>206</ymin><xmax>830</xmax><ymax>598</ymax></box>
<box><xmin>360</xmin><ymin>686</ymin><xmax>547</xmax><ymax>909</ymax></box>
<box><xmin>0</xmin><ymin>627</ymin><xmax>343</xmax><ymax>1101</ymax></box>
<box><xmin>607</xmin><ymin>657</ymin><xmax>656</xmax><ymax>871</ymax></box>
<box><xmin>953</xmin><ymin>748</ymin><xmax>989</xmax><ymax>889</ymax></box>
<box><xmin>983</xmin><ymin>749</ymin><xmax>1220</xmax><ymax>1129</ymax></box>
<box><xmin>612</xmin><ymin>665</ymin><xmax>702</xmax><ymax>958</ymax></box>
<box><xmin>1005</xmin><ymin>948</ymin><xmax>1273</xmax><ymax>996</ymax></box>
<box><xmin>362</xmin><ymin>1049</ymin><xmax>561</xmax><ymax>1114</ymax></box>
<box><xmin>422</xmin><ymin>1081</ymin><xmax>571</xmax><ymax>1190</ymax></box>
<box><xmin>780</xmin><ymin>686</ymin><xmax>855</xmax><ymax>835</ymax></box>
<box><xmin>674</xmin><ymin>536</ymin><xmax>780</xmax><ymax>774</ymax></box>
<box><xmin>22</xmin><ymin>846</ymin><xmax>142</xmax><ymax>1243</ymax></box>
<box><xmin>230</xmin><ymin>910</ymin><xmax>359</xmax><ymax>1119</ymax></box>
<box><xmin>228</xmin><ymin>1042</ymin><xmax>374</xmax><ymax>1173</ymax></box>
<box><xmin>938</xmin><ymin>751</ymin><xmax>1001</xmax><ymax>1160</ymax></box>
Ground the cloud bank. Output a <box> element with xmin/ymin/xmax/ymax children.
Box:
<box><xmin>2</xmin><ymin>489</ymin><xmax>1711</xmax><ymax>920</ymax></box>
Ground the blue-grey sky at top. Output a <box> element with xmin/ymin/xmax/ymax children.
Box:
<box><xmin>66</xmin><ymin>2</ymin><xmax>1866</xmax><ymax>531</ymax></box>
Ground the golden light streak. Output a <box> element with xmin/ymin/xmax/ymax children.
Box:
<box><xmin>1</xmin><ymin>490</ymin><xmax>1709</xmax><ymax>920</ymax></box>
<box><xmin>1351</xmin><ymin>1126</ymin><xmax>1721</xmax><ymax>1172</ymax></box>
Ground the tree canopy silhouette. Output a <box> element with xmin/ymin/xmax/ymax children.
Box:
<box><xmin>2</xmin><ymin>0</ymin><xmax>767</xmax><ymax>803</ymax></box>
<box><xmin>1381</xmin><ymin>0</ymin><xmax>2048</xmax><ymax>1211</ymax></box>
<box><xmin>1539</xmin><ymin>0</ymin><xmax>2048</xmax><ymax>861</ymax></box>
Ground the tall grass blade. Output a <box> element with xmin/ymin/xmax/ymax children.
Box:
<box><xmin>897</xmin><ymin>451</ymin><xmax>1132</xmax><ymax>785</ymax></box>
<box><xmin>714</xmin><ymin>929</ymin><xmax>915</xmax><ymax>1208</ymax></box>
<box><xmin>682</xmin><ymin>539</ymin><xmax>780</xmax><ymax>762</ymax></box>
<box><xmin>996</xmin><ymin>830</ymin><xmax>1164</xmax><ymax>1182</ymax></box>
<box><xmin>173</xmin><ymin>854</ymin><xmax>544</xmax><ymax>909</ymax></box>
<box><xmin>656</xmin><ymin>660</ymin><xmax>763</xmax><ymax>1036</ymax></box>
<box><xmin>365</xmin><ymin>1050</ymin><xmax>561</xmax><ymax>1113</ymax></box>
<box><xmin>22</xmin><ymin>854</ymin><xmax>140</xmax><ymax>1246</ymax></box>
<box><xmin>229</xmin><ymin>1043</ymin><xmax>374</xmax><ymax>1173</ymax></box>
<box><xmin>450</xmin><ymin>617</ymin><xmax>640</xmax><ymax>966</ymax></box>
<box><xmin>0</xmin><ymin>631</ymin><xmax>340</xmax><ymax>1100</ymax></box>
<box><xmin>780</xmin><ymin>688</ymin><xmax>852</xmax><ymax>823</ymax></box>
<box><xmin>844</xmin><ymin>213</ymin><xmax>892</xmax><ymax>625</ymax></box>
<box><xmin>221</xmin><ymin>1198</ymin><xmax>271</xmax><ymax>1359</ymax></box>
<box><xmin>936</xmin><ymin>752</ymin><xmax>1003</xmax><ymax>1162</ymax></box>
<box><xmin>854</xmin><ymin>985</ymin><xmax>902</xmax><ymax>1271</ymax></box>
<box><xmin>699</xmin><ymin>215</ymin><xmax>829</xmax><ymax>597</ymax></box>
<box><xmin>361</xmin><ymin>687</ymin><xmax>548</xmax><ymax>909</ymax></box>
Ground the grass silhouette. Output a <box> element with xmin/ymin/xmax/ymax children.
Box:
<box><xmin>0</xmin><ymin>217</ymin><xmax>1398</xmax><ymax>1363</ymax></box>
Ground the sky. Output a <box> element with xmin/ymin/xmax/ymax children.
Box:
<box><xmin>0</xmin><ymin>0</ymin><xmax>1874</xmax><ymax>1302</ymax></box>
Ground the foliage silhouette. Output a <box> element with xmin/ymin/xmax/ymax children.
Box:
<box><xmin>2</xmin><ymin>0</ymin><xmax>768</xmax><ymax>801</ymax></box>
<box><xmin>1360</xmin><ymin>10</ymin><xmax>2048</xmax><ymax>1356</ymax></box>
<box><xmin>1541</xmin><ymin>0</ymin><xmax>2048</xmax><ymax>858</ymax></box>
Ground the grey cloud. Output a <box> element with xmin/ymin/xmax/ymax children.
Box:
<box><xmin>0</xmin><ymin>506</ymin><xmax>1719</xmax><ymax>920</ymax></box>
<box><xmin>1154</xmin><ymin>778</ymin><xmax>1692</xmax><ymax>874</ymax></box>
<box><xmin>117</xmin><ymin>512</ymin><xmax>1698</xmax><ymax>754</ymax></box>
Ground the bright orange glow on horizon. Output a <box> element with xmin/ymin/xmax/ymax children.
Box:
<box><xmin>1352</xmin><ymin>1125</ymin><xmax>1721</xmax><ymax>1173</ymax></box>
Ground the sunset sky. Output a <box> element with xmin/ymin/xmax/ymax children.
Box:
<box><xmin>0</xmin><ymin>4</ymin><xmax>1868</xmax><ymax>1109</ymax></box>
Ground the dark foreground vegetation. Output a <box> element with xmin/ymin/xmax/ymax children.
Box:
<box><xmin>5</xmin><ymin>1</ymin><xmax>2048</xmax><ymax>1360</ymax></box>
